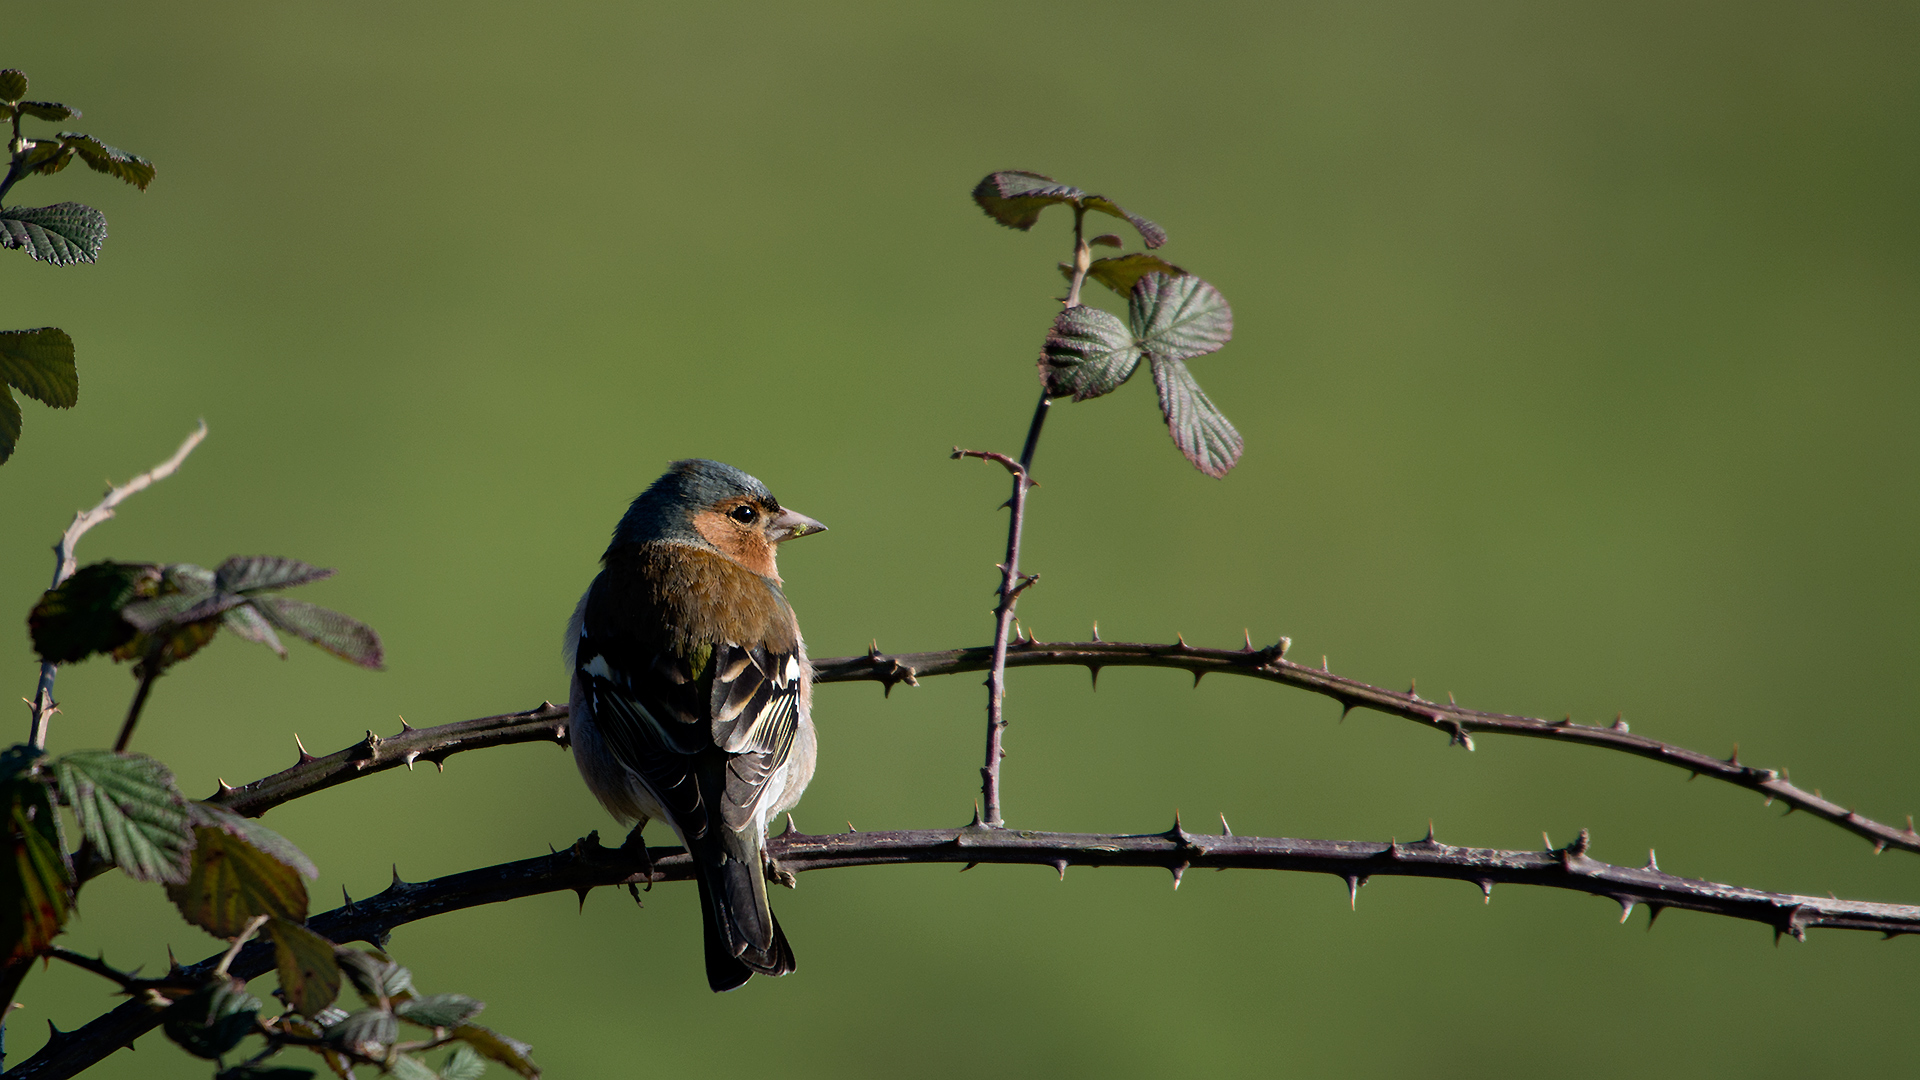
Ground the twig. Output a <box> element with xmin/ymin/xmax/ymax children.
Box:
<box><xmin>15</xmin><ymin>823</ymin><xmax>1916</xmax><ymax>1078</ymax></box>
<box><xmin>110</xmin><ymin>667</ymin><xmax>160</xmax><ymax>754</ymax></box>
<box><xmin>26</xmin><ymin>421</ymin><xmax>208</xmax><ymax>750</ymax></box>
<box><xmin>954</xmin><ymin>422</ymin><xmax>1045</xmax><ymax>828</ymax></box>
<box><xmin>206</xmin><ymin>637</ymin><xmax>1917</xmax><ymax>858</ymax></box>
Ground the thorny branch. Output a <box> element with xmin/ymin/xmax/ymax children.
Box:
<box><xmin>16</xmin><ymin>822</ymin><xmax>1918</xmax><ymax>1079</ymax></box>
<box><xmin>210</xmin><ymin>639</ymin><xmax>1920</xmax><ymax>860</ymax></box>
<box><xmin>26</xmin><ymin>421</ymin><xmax>208</xmax><ymax>750</ymax></box>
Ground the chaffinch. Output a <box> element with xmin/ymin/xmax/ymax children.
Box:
<box><xmin>565</xmin><ymin>459</ymin><xmax>826</xmax><ymax>992</ymax></box>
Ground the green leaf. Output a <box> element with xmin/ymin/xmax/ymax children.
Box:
<box><xmin>163</xmin><ymin>975</ymin><xmax>260</xmax><ymax>1059</ymax></box>
<box><xmin>0</xmin><ymin>71</ymin><xmax>26</xmax><ymax>102</ymax></box>
<box><xmin>0</xmin><ymin>203</ymin><xmax>108</xmax><ymax>265</ymax></box>
<box><xmin>1057</xmin><ymin>253</ymin><xmax>1187</xmax><ymax>300</ymax></box>
<box><xmin>29</xmin><ymin>562</ymin><xmax>161</xmax><ymax>664</ymax></box>
<box><xmin>216</xmin><ymin>556</ymin><xmax>336</xmax><ymax>594</ymax></box>
<box><xmin>216</xmin><ymin>1065</ymin><xmax>316</xmax><ymax>1080</ymax></box>
<box><xmin>267</xmin><ymin>915</ymin><xmax>341</xmax><ymax>1018</ymax></box>
<box><xmin>970</xmin><ymin>171</ymin><xmax>1166</xmax><ymax>247</ymax></box>
<box><xmin>17</xmin><ymin>102</ymin><xmax>77</xmax><ymax>122</ymax></box>
<box><xmin>0</xmin><ymin>385</ymin><xmax>19</xmax><ymax>466</ymax></box>
<box><xmin>22</xmin><ymin>140</ymin><xmax>73</xmax><ymax>176</ymax></box>
<box><xmin>0</xmin><ymin>326</ymin><xmax>78</xmax><ymax>407</ymax></box>
<box><xmin>189</xmin><ymin>802</ymin><xmax>317</xmax><ymax>879</ymax></box>
<box><xmin>0</xmin><ymin>778</ymin><xmax>74</xmax><ymax>964</ymax></box>
<box><xmin>1128</xmin><ymin>272</ymin><xmax>1232</xmax><ymax>364</ymax></box>
<box><xmin>452</xmin><ymin>1024</ymin><xmax>539</xmax><ymax>1079</ymax></box>
<box><xmin>252</xmin><ymin>597</ymin><xmax>386</xmax><ymax>670</ymax></box>
<box><xmin>166</xmin><ymin>809</ymin><xmax>311</xmax><ymax>935</ymax></box>
<box><xmin>1038</xmin><ymin>305</ymin><xmax>1141</xmax><ymax>402</ymax></box>
<box><xmin>389</xmin><ymin>1055</ymin><xmax>441</xmax><ymax>1080</ymax></box>
<box><xmin>52</xmin><ymin>749</ymin><xmax>192</xmax><ymax>883</ymax></box>
<box><xmin>1151</xmin><ymin>358</ymin><xmax>1243</xmax><ymax>478</ymax></box>
<box><xmin>1089</xmin><ymin>233</ymin><xmax>1124</xmax><ymax>248</ymax></box>
<box><xmin>440</xmin><ymin>1044</ymin><xmax>488</xmax><ymax>1080</ymax></box>
<box><xmin>329</xmin><ymin>1008</ymin><xmax>398</xmax><ymax>1059</ymax></box>
<box><xmin>58</xmin><ymin>133</ymin><xmax>155</xmax><ymax>191</ymax></box>
<box><xmin>397</xmin><ymin>993</ymin><xmax>484</xmax><ymax>1030</ymax></box>
<box><xmin>222</xmin><ymin>604</ymin><xmax>286</xmax><ymax>658</ymax></box>
<box><xmin>338</xmin><ymin>948</ymin><xmax>414</xmax><ymax>1004</ymax></box>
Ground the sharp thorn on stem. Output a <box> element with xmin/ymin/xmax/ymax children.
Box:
<box><xmin>1617</xmin><ymin>897</ymin><xmax>1636</xmax><ymax>923</ymax></box>
<box><xmin>1479</xmin><ymin>879</ymin><xmax>1493</xmax><ymax>904</ymax></box>
<box><xmin>1347</xmin><ymin>875</ymin><xmax>1365</xmax><ymax>910</ymax></box>
<box><xmin>293</xmin><ymin>733</ymin><xmax>315</xmax><ymax>765</ymax></box>
<box><xmin>1645</xmin><ymin>849</ymin><xmax>1659</xmax><ymax>872</ymax></box>
<box><xmin>1219</xmin><ymin>813</ymin><xmax>1232</xmax><ymax>837</ymax></box>
<box><xmin>1054</xmin><ymin>859</ymin><xmax>1068</xmax><ymax>881</ymax></box>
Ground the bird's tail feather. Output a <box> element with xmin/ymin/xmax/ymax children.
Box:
<box><xmin>695</xmin><ymin>850</ymin><xmax>796</xmax><ymax>993</ymax></box>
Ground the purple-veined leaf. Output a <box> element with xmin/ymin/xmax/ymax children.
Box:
<box><xmin>1152</xmin><ymin>357</ymin><xmax>1243</xmax><ymax>478</ymax></box>
<box><xmin>216</xmin><ymin>556</ymin><xmax>335</xmax><ymax>595</ymax></box>
<box><xmin>1128</xmin><ymin>272</ymin><xmax>1232</xmax><ymax>364</ymax></box>
<box><xmin>222</xmin><ymin>603</ymin><xmax>286</xmax><ymax>657</ymax></box>
<box><xmin>972</xmin><ymin>171</ymin><xmax>1166</xmax><ymax>247</ymax></box>
<box><xmin>1038</xmin><ymin>304</ymin><xmax>1141</xmax><ymax>402</ymax></box>
<box><xmin>252</xmin><ymin>597</ymin><xmax>385</xmax><ymax>670</ymax></box>
<box><xmin>397</xmin><ymin>993</ymin><xmax>484</xmax><ymax>1029</ymax></box>
<box><xmin>1057</xmin><ymin>253</ymin><xmax>1186</xmax><ymax>300</ymax></box>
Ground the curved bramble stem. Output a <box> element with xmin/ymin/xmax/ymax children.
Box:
<box><xmin>16</xmin><ymin>824</ymin><xmax>1918</xmax><ymax>1079</ymax></box>
<box><xmin>26</xmin><ymin>421</ymin><xmax>207</xmax><ymax>750</ymax></box>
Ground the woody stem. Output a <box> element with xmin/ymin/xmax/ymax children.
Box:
<box><xmin>980</xmin><ymin>391</ymin><xmax>1048</xmax><ymax>827</ymax></box>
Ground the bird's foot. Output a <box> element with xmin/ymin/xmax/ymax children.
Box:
<box><xmin>620</xmin><ymin>822</ymin><xmax>655</xmax><ymax>889</ymax></box>
<box><xmin>764</xmin><ymin>855</ymin><xmax>797</xmax><ymax>890</ymax></box>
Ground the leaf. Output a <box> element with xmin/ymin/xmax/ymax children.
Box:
<box><xmin>1038</xmin><ymin>305</ymin><xmax>1141</xmax><ymax>402</ymax></box>
<box><xmin>971</xmin><ymin>171</ymin><xmax>1165</xmax><ymax>247</ymax></box>
<box><xmin>268</xmin><ymin>916</ymin><xmax>340</xmax><ymax>1017</ymax></box>
<box><xmin>328</xmin><ymin>1008</ymin><xmax>398</xmax><ymax>1059</ymax></box>
<box><xmin>252</xmin><ymin>597</ymin><xmax>386</xmax><ymax>670</ymax></box>
<box><xmin>189</xmin><ymin>802</ymin><xmax>317</xmax><ymax>879</ymax></box>
<box><xmin>338</xmin><ymin>948</ymin><xmax>414</xmax><ymax>1004</ymax></box>
<box><xmin>1056</xmin><ymin>253</ymin><xmax>1187</xmax><ymax>300</ymax></box>
<box><xmin>22</xmin><ymin>140</ymin><xmax>74</xmax><ymax>176</ymax></box>
<box><xmin>0</xmin><ymin>203</ymin><xmax>108</xmax><ymax>265</ymax></box>
<box><xmin>17</xmin><ymin>102</ymin><xmax>77</xmax><ymax>122</ymax></box>
<box><xmin>0</xmin><ymin>778</ymin><xmax>74</xmax><ymax>964</ymax></box>
<box><xmin>0</xmin><ymin>70</ymin><xmax>25</xmax><ymax>102</ymax></box>
<box><xmin>216</xmin><ymin>1066</ymin><xmax>316</xmax><ymax>1080</ymax></box>
<box><xmin>222</xmin><ymin>604</ymin><xmax>286</xmax><ymax>658</ymax></box>
<box><xmin>167</xmin><ymin>811</ymin><xmax>311</xmax><ymax>935</ymax></box>
<box><xmin>0</xmin><ymin>386</ymin><xmax>19</xmax><ymax>465</ymax></box>
<box><xmin>216</xmin><ymin>556</ymin><xmax>336</xmax><ymax>595</ymax></box>
<box><xmin>1128</xmin><ymin>273</ymin><xmax>1233</xmax><ymax>364</ymax></box>
<box><xmin>0</xmin><ymin>326</ymin><xmax>78</xmax><ymax>407</ymax></box>
<box><xmin>52</xmin><ymin>749</ymin><xmax>192</xmax><ymax>883</ymax></box>
<box><xmin>57</xmin><ymin>133</ymin><xmax>154</xmax><ymax>190</ymax></box>
<box><xmin>453</xmin><ymin>1024</ymin><xmax>539</xmax><ymax>1079</ymax></box>
<box><xmin>397</xmin><ymin>993</ymin><xmax>484</xmax><ymax>1030</ymax></box>
<box><xmin>163</xmin><ymin>975</ymin><xmax>260</xmax><ymax>1059</ymax></box>
<box><xmin>29</xmin><ymin>562</ymin><xmax>161</xmax><ymax>664</ymax></box>
<box><xmin>1089</xmin><ymin>233</ymin><xmax>1124</xmax><ymax>248</ymax></box>
<box><xmin>117</xmin><ymin>563</ymin><xmax>227</xmax><ymax>670</ymax></box>
<box><xmin>1152</xmin><ymin>358</ymin><xmax>1243</xmax><ymax>478</ymax></box>
<box><xmin>389</xmin><ymin>1055</ymin><xmax>441</xmax><ymax>1080</ymax></box>
<box><xmin>440</xmin><ymin>1044</ymin><xmax>488</xmax><ymax>1080</ymax></box>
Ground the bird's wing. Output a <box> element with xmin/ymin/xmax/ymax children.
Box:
<box><xmin>574</xmin><ymin>562</ymin><xmax>803</xmax><ymax>842</ymax></box>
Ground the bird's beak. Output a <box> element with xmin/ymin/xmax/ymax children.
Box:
<box><xmin>768</xmin><ymin>508</ymin><xmax>827</xmax><ymax>543</ymax></box>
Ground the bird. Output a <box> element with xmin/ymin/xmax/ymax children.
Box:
<box><xmin>565</xmin><ymin>459</ymin><xmax>827</xmax><ymax>991</ymax></box>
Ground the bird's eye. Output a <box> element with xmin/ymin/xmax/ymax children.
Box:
<box><xmin>729</xmin><ymin>504</ymin><xmax>758</xmax><ymax>525</ymax></box>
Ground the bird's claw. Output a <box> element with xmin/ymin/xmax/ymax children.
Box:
<box><xmin>764</xmin><ymin>856</ymin><xmax>797</xmax><ymax>889</ymax></box>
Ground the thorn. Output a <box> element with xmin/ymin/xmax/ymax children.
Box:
<box><xmin>1542</xmin><ymin>831</ymin><xmax>1553</xmax><ymax>851</ymax></box>
<box><xmin>1873</xmin><ymin>840</ymin><xmax>1887</xmax><ymax>855</ymax></box>
<box><xmin>846</xmin><ymin>821</ymin><xmax>857</xmax><ymax>834</ymax></box>
<box><xmin>574</xmin><ymin>886</ymin><xmax>592</xmax><ymax>913</ymax></box>
<box><xmin>294</xmin><ymin>733</ymin><xmax>315</xmax><ymax>765</ymax></box>
<box><xmin>1617</xmin><ymin>897</ymin><xmax>1636</xmax><ymax>923</ymax></box>
<box><xmin>1054</xmin><ymin>859</ymin><xmax>1068</xmax><ymax>881</ymax></box>
<box><xmin>1190</xmin><ymin>669</ymin><xmax>1204</xmax><ymax>688</ymax></box>
<box><xmin>434</xmin><ymin>757</ymin><xmax>445</xmax><ymax>773</ymax></box>
<box><xmin>398</xmin><ymin>715</ymin><xmax>413</xmax><ymax>732</ymax></box>
<box><xmin>628</xmin><ymin>882</ymin><xmax>643</xmax><ymax>905</ymax></box>
<box><xmin>547</xmin><ymin>842</ymin><xmax>557</xmax><ymax>854</ymax></box>
<box><xmin>1219</xmin><ymin>813</ymin><xmax>1232</xmax><ymax>837</ymax></box>
<box><xmin>1322</xmin><ymin>655</ymin><xmax>1329</xmax><ymax>671</ymax></box>
<box><xmin>1479</xmin><ymin>879</ymin><xmax>1493</xmax><ymax>904</ymax></box>
<box><xmin>960</xmin><ymin>862</ymin><xmax>977</xmax><ymax>872</ymax></box>
<box><xmin>969</xmin><ymin>802</ymin><xmax>985</xmax><ymax>828</ymax></box>
<box><xmin>214</xmin><ymin>778</ymin><xmax>236</xmax><ymax>796</ymax></box>
<box><xmin>1091</xmin><ymin>621</ymin><xmax>1100</xmax><ymax>642</ymax></box>
<box><xmin>1170</xmin><ymin>861</ymin><xmax>1187</xmax><ymax>889</ymax></box>
<box><xmin>1175</xmin><ymin>633</ymin><xmax>1188</xmax><ymax>649</ymax></box>
<box><xmin>1423</xmin><ymin>820</ymin><xmax>1436</xmax><ymax>844</ymax></box>
<box><xmin>390</xmin><ymin>864</ymin><xmax>404</xmax><ymax>889</ymax></box>
<box><xmin>1408</xmin><ymin>677</ymin><xmax>1418</xmax><ymax>698</ymax></box>
<box><xmin>403</xmin><ymin>751</ymin><xmax>419</xmax><ymax>771</ymax></box>
<box><xmin>1243</xmin><ymin>628</ymin><xmax>1254</xmax><ymax>651</ymax></box>
<box><xmin>1646</xmin><ymin>903</ymin><xmax>1665</xmax><ymax>929</ymax></box>
<box><xmin>868</xmin><ymin>639</ymin><xmax>881</xmax><ymax>658</ymax></box>
<box><xmin>1645</xmin><ymin>849</ymin><xmax>1659</xmax><ymax>872</ymax></box>
<box><xmin>1339</xmin><ymin>700</ymin><xmax>1354</xmax><ymax>722</ymax></box>
<box><xmin>341</xmin><ymin>886</ymin><xmax>352</xmax><ymax>906</ymax></box>
<box><xmin>1571</xmin><ymin>828</ymin><xmax>1591</xmax><ymax>856</ymax></box>
<box><xmin>1448</xmin><ymin>691</ymin><xmax>1457</xmax><ymax>705</ymax></box>
<box><xmin>1612</xmin><ymin>713</ymin><xmax>1628</xmax><ymax>733</ymax></box>
<box><xmin>1088</xmin><ymin>664</ymin><xmax>1102</xmax><ymax>689</ymax></box>
<box><xmin>1346</xmin><ymin>874</ymin><xmax>1364</xmax><ymax>909</ymax></box>
<box><xmin>1729</xmin><ymin>743</ymin><xmax>1740</xmax><ymax>767</ymax></box>
<box><xmin>782</xmin><ymin>813</ymin><xmax>798</xmax><ymax>838</ymax></box>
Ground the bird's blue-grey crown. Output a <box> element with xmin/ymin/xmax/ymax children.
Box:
<box><xmin>608</xmin><ymin>458</ymin><xmax>778</xmax><ymax>550</ymax></box>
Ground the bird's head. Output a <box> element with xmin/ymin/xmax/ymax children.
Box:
<box><xmin>611</xmin><ymin>459</ymin><xmax>826</xmax><ymax>580</ymax></box>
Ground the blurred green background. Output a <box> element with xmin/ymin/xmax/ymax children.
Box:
<box><xmin>3</xmin><ymin>2</ymin><xmax>1917</xmax><ymax>1076</ymax></box>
